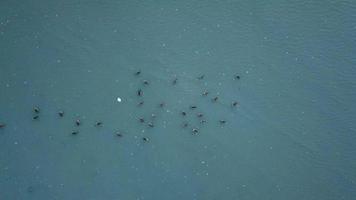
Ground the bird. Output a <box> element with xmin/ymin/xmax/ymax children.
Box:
<box><xmin>135</xmin><ymin>70</ymin><xmax>141</xmax><ymax>76</ymax></box>
<box><xmin>0</xmin><ymin>123</ymin><xmax>6</xmax><ymax>128</ymax></box>
<box><xmin>75</xmin><ymin>119</ymin><xmax>81</xmax><ymax>126</ymax></box>
<box><xmin>58</xmin><ymin>111</ymin><xmax>64</xmax><ymax>117</ymax></box>
<box><xmin>95</xmin><ymin>121</ymin><xmax>103</xmax><ymax>127</ymax></box>
<box><xmin>71</xmin><ymin>131</ymin><xmax>79</xmax><ymax>135</ymax></box>
<box><xmin>33</xmin><ymin>107</ymin><xmax>40</xmax><ymax>113</ymax></box>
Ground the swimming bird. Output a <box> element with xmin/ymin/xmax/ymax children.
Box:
<box><xmin>234</xmin><ymin>74</ymin><xmax>240</xmax><ymax>80</ymax></box>
<box><xmin>75</xmin><ymin>119</ymin><xmax>81</xmax><ymax>126</ymax></box>
<box><xmin>58</xmin><ymin>111</ymin><xmax>64</xmax><ymax>117</ymax></box>
<box><xmin>137</xmin><ymin>101</ymin><xmax>144</xmax><ymax>106</ymax></box>
<box><xmin>197</xmin><ymin>113</ymin><xmax>203</xmax><ymax>118</ymax></box>
<box><xmin>71</xmin><ymin>131</ymin><xmax>79</xmax><ymax>135</ymax></box>
<box><xmin>148</xmin><ymin>122</ymin><xmax>154</xmax><ymax>128</ymax></box>
<box><xmin>192</xmin><ymin>128</ymin><xmax>199</xmax><ymax>134</ymax></box>
<box><xmin>139</xmin><ymin>118</ymin><xmax>145</xmax><ymax>123</ymax></box>
<box><xmin>159</xmin><ymin>102</ymin><xmax>165</xmax><ymax>108</ymax></box>
<box><xmin>197</xmin><ymin>75</ymin><xmax>205</xmax><ymax>80</ymax></box>
<box><xmin>181</xmin><ymin>111</ymin><xmax>187</xmax><ymax>116</ymax></box>
<box><xmin>190</xmin><ymin>105</ymin><xmax>197</xmax><ymax>109</ymax></box>
<box><xmin>33</xmin><ymin>107</ymin><xmax>40</xmax><ymax>113</ymax></box>
<box><xmin>232</xmin><ymin>101</ymin><xmax>239</xmax><ymax>107</ymax></box>
<box><xmin>182</xmin><ymin>122</ymin><xmax>189</xmax><ymax>128</ymax></box>
<box><xmin>143</xmin><ymin>80</ymin><xmax>149</xmax><ymax>85</ymax></box>
<box><xmin>116</xmin><ymin>131</ymin><xmax>123</xmax><ymax>137</ymax></box>
<box><xmin>200</xmin><ymin>120</ymin><xmax>207</xmax><ymax>124</ymax></box>
<box><xmin>202</xmin><ymin>91</ymin><xmax>209</xmax><ymax>96</ymax></box>
<box><xmin>172</xmin><ymin>78</ymin><xmax>178</xmax><ymax>85</ymax></box>
<box><xmin>142</xmin><ymin>137</ymin><xmax>149</xmax><ymax>142</ymax></box>
<box><xmin>0</xmin><ymin>123</ymin><xmax>6</xmax><ymax>128</ymax></box>
<box><xmin>137</xmin><ymin>89</ymin><xmax>143</xmax><ymax>96</ymax></box>
<box><xmin>212</xmin><ymin>96</ymin><xmax>219</xmax><ymax>102</ymax></box>
<box><xmin>95</xmin><ymin>121</ymin><xmax>103</xmax><ymax>127</ymax></box>
<box><xmin>135</xmin><ymin>70</ymin><xmax>141</xmax><ymax>76</ymax></box>
<box><xmin>33</xmin><ymin>116</ymin><xmax>39</xmax><ymax>120</ymax></box>
<box><xmin>219</xmin><ymin>120</ymin><xmax>226</xmax><ymax>124</ymax></box>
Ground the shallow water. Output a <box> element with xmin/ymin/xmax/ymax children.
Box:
<box><xmin>1</xmin><ymin>1</ymin><xmax>356</xmax><ymax>199</ymax></box>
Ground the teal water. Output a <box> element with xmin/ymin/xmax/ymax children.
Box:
<box><xmin>1</xmin><ymin>1</ymin><xmax>356</xmax><ymax>199</ymax></box>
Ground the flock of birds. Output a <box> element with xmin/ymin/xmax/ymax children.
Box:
<box><xmin>0</xmin><ymin>70</ymin><xmax>242</xmax><ymax>142</ymax></box>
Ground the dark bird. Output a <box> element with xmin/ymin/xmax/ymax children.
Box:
<box><xmin>143</xmin><ymin>80</ymin><xmax>149</xmax><ymax>85</ymax></box>
<box><xmin>33</xmin><ymin>107</ymin><xmax>40</xmax><ymax>113</ymax></box>
<box><xmin>212</xmin><ymin>96</ymin><xmax>219</xmax><ymax>102</ymax></box>
<box><xmin>232</xmin><ymin>101</ymin><xmax>239</xmax><ymax>107</ymax></box>
<box><xmin>116</xmin><ymin>131</ymin><xmax>123</xmax><ymax>137</ymax></box>
<box><xmin>95</xmin><ymin>121</ymin><xmax>103</xmax><ymax>127</ymax></box>
<box><xmin>159</xmin><ymin>102</ymin><xmax>165</xmax><ymax>108</ymax></box>
<box><xmin>75</xmin><ymin>119</ymin><xmax>81</xmax><ymax>126</ymax></box>
<box><xmin>197</xmin><ymin>113</ymin><xmax>203</xmax><ymax>118</ymax></box>
<box><xmin>138</xmin><ymin>101</ymin><xmax>144</xmax><ymax>106</ymax></box>
<box><xmin>172</xmin><ymin>78</ymin><xmax>178</xmax><ymax>85</ymax></box>
<box><xmin>190</xmin><ymin>105</ymin><xmax>197</xmax><ymax>109</ymax></box>
<box><xmin>71</xmin><ymin>131</ymin><xmax>79</xmax><ymax>135</ymax></box>
<box><xmin>58</xmin><ymin>111</ymin><xmax>64</xmax><ymax>117</ymax></box>
<box><xmin>137</xmin><ymin>89</ymin><xmax>143</xmax><ymax>96</ymax></box>
<box><xmin>192</xmin><ymin>128</ymin><xmax>199</xmax><ymax>134</ymax></box>
<box><xmin>234</xmin><ymin>74</ymin><xmax>240</xmax><ymax>80</ymax></box>
<box><xmin>33</xmin><ymin>115</ymin><xmax>39</xmax><ymax>120</ymax></box>
<box><xmin>197</xmin><ymin>75</ymin><xmax>205</xmax><ymax>80</ymax></box>
<box><xmin>142</xmin><ymin>137</ymin><xmax>149</xmax><ymax>142</ymax></box>
<box><xmin>202</xmin><ymin>91</ymin><xmax>209</xmax><ymax>96</ymax></box>
<box><xmin>139</xmin><ymin>118</ymin><xmax>145</xmax><ymax>123</ymax></box>
<box><xmin>181</xmin><ymin>111</ymin><xmax>186</xmax><ymax>116</ymax></box>
<box><xmin>0</xmin><ymin>123</ymin><xmax>6</xmax><ymax>128</ymax></box>
<box><xmin>219</xmin><ymin>120</ymin><xmax>227</xmax><ymax>124</ymax></box>
<box><xmin>135</xmin><ymin>70</ymin><xmax>141</xmax><ymax>76</ymax></box>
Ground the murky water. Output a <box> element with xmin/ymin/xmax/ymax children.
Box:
<box><xmin>1</xmin><ymin>1</ymin><xmax>356</xmax><ymax>199</ymax></box>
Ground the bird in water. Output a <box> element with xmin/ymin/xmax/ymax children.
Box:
<box><xmin>33</xmin><ymin>106</ymin><xmax>40</xmax><ymax>113</ymax></box>
<box><xmin>58</xmin><ymin>111</ymin><xmax>64</xmax><ymax>117</ymax></box>
<box><xmin>197</xmin><ymin>75</ymin><xmax>205</xmax><ymax>80</ymax></box>
<box><xmin>192</xmin><ymin>128</ymin><xmax>199</xmax><ymax>134</ymax></box>
<box><xmin>71</xmin><ymin>131</ymin><xmax>79</xmax><ymax>135</ymax></box>
<box><xmin>137</xmin><ymin>89</ymin><xmax>143</xmax><ymax>97</ymax></box>
<box><xmin>137</xmin><ymin>101</ymin><xmax>144</xmax><ymax>107</ymax></box>
<box><xmin>139</xmin><ymin>118</ymin><xmax>145</xmax><ymax>123</ymax></box>
<box><xmin>232</xmin><ymin>101</ymin><xmax>239</xmax><ymax>107</ymax></box>
<box><xmin>212</xmin><ymin>96</ymin><xmax>219</xmax><ymax>102</ymax></box>
<box><xmin>135</xmin><ymin>70</ymin><xmax>141</xmax><ymax>76</ymax></box>
<box><xmin>75</xmin><ymin>119</ymin><xmax>81</xmax><ymax>126</ymax></box>
<box><xmin>116</xmin><ymin>131</ymin><xmax>123</xmax><ymax>137</ymax></box>
<box><xmin>172</xmin><ymin>78</ymin><xmax>178</xmax><ymax>85</ymax></box>
<box><xmin>95</xmin><ymin>121</ymin><xmax>103</xmax><ymax>127</ymax></box>
<box><xmin>190</xmin><ymin>105</ymin><xmax>197</xmax><ymax>109</ymax></box>
<box><xmin>143</xmin><ymin>80</ymin><xmax>149</xmax><ymax>85</ymax></box>
<box><xmin>159</xmin><ymin>102</ymin><xmax>165</xmax><ymax>108</ymax></box>
<box><xmin>0</xmin><ymin>123</ymin><xmax>6</xmax><ymax>128</ymax></box>
<box><xmin>33</xmin><ymin>116</ymin><xmax>39</xmax><ymax>120</ymax></box>
<box><xmin>148</xmin><ymin>122</ymin><xmax>154</xmax><ymax>128</ymax></box>
<box><xmin>234</xmin><ymin>74</ymin><xmax>240</xmax><ymax>80</ymax></box>
<box><xmin>181</xmin><ymin>111</ymin><xmax>187</xmax><ymax>116</ymax></box>
<box><xmin>182</xmin><ymin>122</ymin><xmax>189</xmax><ymax>128</ymax></box>
<box><xmin>142</xmin><ymin>137</ymin><xmax>149</xmax><ymax>142</ymax></box>
<box><xmin>219</xmin><ymin>120</ymin><xmax>226</xmax><ymax>124</ymax></box>
<box><xmin>202</xmin><ymin>91</ymin><xmax>209</xmax><ymax>96</ymax></box>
